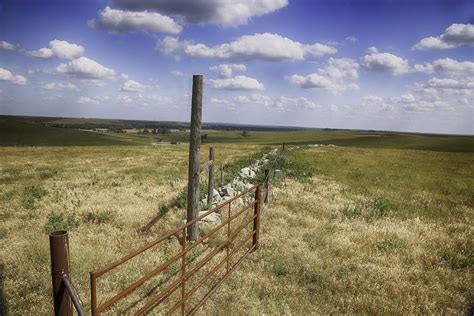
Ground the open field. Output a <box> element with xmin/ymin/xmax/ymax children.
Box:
<box><xmin>0</xmin><ymin>118</ymin><xmax>473</xmax><ymax>314</ymax></box>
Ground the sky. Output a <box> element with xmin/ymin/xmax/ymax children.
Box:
<box><xmin>0</xmin><ymin>0</ymin><xmax>473</xmax><ymax>134</ymax></box>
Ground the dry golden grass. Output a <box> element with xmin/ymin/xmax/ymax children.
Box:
<box><xmin>0</xmin><ymin>144</ymin><xmax>261</xmax><ymax>314</ymax></box>
<box><xmin>203</xmin><ymin>175</ymin><xmax>473</xmax><ymax>314</ymax></box>
<box><xmin>1</xmin><ymin>142</ymin><xmax>472</xmax><ymax>314</ymax></box>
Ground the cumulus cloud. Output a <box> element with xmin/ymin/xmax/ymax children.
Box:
<box><xmin>209</xmin><ymin>75</ymin><xmax>264</xmax><ymax>90</ymax></box>
<box><xmin>0</xmin><ymin>40</ymin><xmax>17</xmax><ymax>51</ymax></box>
<box><xmin>42</xmin><ymin>82</ymin><xmax>78</xmax><ymax>91</ymax></box>
<box><xmin>233</xmin><ymin>94</ymin><xmax>320</xmax><ymax>111</ymax></box>
<box><xmin>88</xmin><ymin>6</ymin><xmax>182</xmax><ymax>34</ymax></box>
<box><xmin>110</xmin><ymin>0</ymin><xmax>288</xmax><ymax>27</ymax></box>
<box><xmin>360</xmin><ymin>52</ymin><xmax>409</xmax><ymax>75</ymax></box>
<box><xmin>0</xmin><ymin>67</ymin><xmax>27</xmax><ymax>85</ymax></box>
<box><xmin>156</xmin><ymin>33</ymin><xmax>337</xmax><ymax>61</ymax></box>
<box><xmin>56</xmin><ymin>57</ymin><xmax>116</xmax><ymax>79</ymax></box>
<box><xmin>121</xmin><ymin>79</ymin><xmax>146</xmax><ymax>92</ymax></box>
<box><xmin>209</xmin><ymin>64</ymin><xmax>246</xmax><ymax>78</ymax></box>
<box><xmin>413</xmin><ymin>58</ymin><xmax>474</xmax><ymax>75</ymax></box>
<box><xmin>412</xmin><ymin>23</ymin><xmax>474</xmax><ymax>50</ymax></box>
<box><xmin>287</xmin><ymin>57</ymin><xmax>360</xmax><ymax>92</ymax></box>
<box><xmin>78</xmin><ymin>96</ymin><xmax>111</xmax><ymax>105</ymax></box>
<box><xmin>425</xmin><ymin>77</ymin><xmax>474</xmax><ymax>90</ymax></box>
<box><xmin>366</xmin><ymin>46</ymin><xmax>379</xmax><ymax>54</ymax></box>
<box><xmin>27</xmin><ymin>40</ymin><xmax>84</xmax><ymax>60</ymax></box>
<box><xmin>361</xmin><ymin>95</ymin><xmax>384</xmax><ymax>104</ymax></box>
<box><xmin>210</xmin><ymin>97</ymin><xmax>230</xmax><ymax>104</ymax></box>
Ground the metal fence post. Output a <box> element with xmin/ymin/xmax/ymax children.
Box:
<box><xmin>207</xmin><ymin>147</ymin><xmax>215</xmax><ymax>206</ymax></box>
<box><xmin>49</xmin><ymin>230</ymin><xmax>72</xmax><ymax>316</ymax></box>
<box><xmin>252</xmin><ymin>185</ymin><xmax>261</xmax><ymax>251</ymax></box>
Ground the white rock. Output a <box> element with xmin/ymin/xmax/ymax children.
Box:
<box><xmin>198</xmin><ymin>211</ymin><xmax>221</xmax><ymax>225</ymax></box>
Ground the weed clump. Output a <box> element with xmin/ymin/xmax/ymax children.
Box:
<box><xmin>22</xmin><ymin>185</ymin><xmax>48</xmax><ymax>209</ymax></box>
<box><xmin>376</xmin><ymin>236</ymin><xmax>408</xmax><ymax>252</ymax></box>
<box><xmin>44</xmin><ymin>212</ymin><xmax>80</xmax><ymax>233</ymax></box>
<box><xmin>82</xmin><ymin>209</ymin><xmax>113</xmax><ymax>224</ymax></box>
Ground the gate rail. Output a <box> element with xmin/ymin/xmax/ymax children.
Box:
<box><xmin>90</xmin><ymin>182</ymin><xmax>267</xmax><ymax>315</ymax></box>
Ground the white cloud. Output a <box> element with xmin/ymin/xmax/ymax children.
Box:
<box><xmin>0</xmin><ymin>67</ymin><xmax>27</xmax><ymax>85</ymax></box>
<box><xmin>287</xmin><ymin>57</ymin><xmax>359</xmax><ymax>92</ymax></box>
<box><xmin>171</xmin><ymin>70</ymin><xmax>184</xmax><ymax>77</ymax></box>
<box><xmin>360</xmin><ymin>52</ymin><xmax>409</xmax><ymax>75</ymax></box>
<box><xmin>209</xmin><ymin>64</ymin><xmax>246</xmax><ymax>78</ymax></box>
<box><xmin>344</xmin><ymin>36</ymin><xmax>358</xmax><ymax>43</ymax></box>
<box><xmin>412</xmin><ymin>36</ymin><xmax>455</xmax><ymax>50</ymax></box>
<box><xmin>412</xmin><ymin>23</ymin><xmax>474</xmax><ymax>50</ymax></box>
<box><xmin>42</xmin><ymin>82</ymin><xmax>79</xmax><ymax>91</ymax></box>
<box><xmin>361</xmin><ymin>95</ymin><xmax>384</xmax><ymax>104</ymax></box>
<box><xmin>78</xmin><ymin>95</ymin><xmax>111</xmax><ymax>105</ymax></box>
<box><xmin>209</xmin><ymin>75</ymin><xmax>264</xmax><ymax>90</ymax></box>
<box><xmin>425</xmin><ymin>77</ymin><xmax>474</xmax><ymax>90</ymax></box>
<box><xmin>110</xmin><ymin>0</ymin><xmax>288</xmax><ymax>27</ymax></box>
<box><xmin>56</xmin><ymin>57</ymin><xmax>116</xmax><ymax>79</ymax></box>
<box><xmin>78</xmin><ymin>97</ymin><xmax>99</xmax><ymax>104</ymax></box>
<box><xmin>0</xmin><ymin>40</ymin><xmax>17</xmax><ymax>51</ymax></box>
<box><xmin>120</xmin><ymin>79</ymin><xmax>146</xmax><ymax>92</ymax></box>
<box><xmin>210</xmin><ymin>97</ymin><xmax>230</xmax><ymax>104</ymax></box>
<box><xmin>88</xmin><ymin>6</ymin><xmax>182</xmax><ymax>34</ymax></box>
<box><xmin>233</xmin><ymin>94</ymin><xmax>320</xmax><ymax>111</ymax></box>
<box><xmin>156</xmin><ymin>33</ymin><xmax>337</xmax><ymax>61</ymax></box>
<box><xmin>366</xmin><ymin>46</ymin><xmax>379</xmax><ymax>54</ymax></box>
<box><xmin>27</xmin><ymin>40</ymin><xmax>84</xmax><ymax>60</ymax></box>
<box><xmin>413</xmin><ymin>58</ymin><xmax>474</xmax><ymax>74</ymax></box>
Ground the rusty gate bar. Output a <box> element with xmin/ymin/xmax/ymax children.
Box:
<box><xmin>92</xmin><ymin>197</ymin><xmax>255</xmax><ymax>314</ymax></box>
<box><xmin>90</xmin><ymin>185</ymin><xmax>261</xmax><ymax>315</ymax></box>
<box><xmin>135</xmin><ymin>211</ymin><xmax>256</xmax><ymax>314</ymax></box>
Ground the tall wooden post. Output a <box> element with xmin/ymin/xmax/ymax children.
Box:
<box><xmin>187</xmin><ymin>75</ymin><xmax>203</xmax><ymax>241</ymax></box>
<box><xmin>252</xmin><ymin>185</ymin><xmax>261</xmax><ymax>251</ymax></box>
<box><xmin>207</xmin><ymin>147</ymin><xmax>215</xmax><ymax>206</ymax></box>
<box><xmin>264</xmin><ymin>169</ymin><xmax>269</xmax><ymax>204</ymax></box>
<box><xmin>220</xmin><ymin>163</ymin><xmax>224</xmax><ymax>187</ymax></box>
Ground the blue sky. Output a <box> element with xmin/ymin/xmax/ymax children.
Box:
<box><xmin>0</xmin><ymin>0</ymin><xmax>473</xmax><ymax>134</ymax></box>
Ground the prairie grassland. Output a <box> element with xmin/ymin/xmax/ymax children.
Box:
<box><xmin>0</xmin><ymin>127</ymin><xmax>473</xmax><ymax>314</ymax></box>
<box><xmin>204</xmin><ymin>146</ymin><xmax>473</xmax><ymax>314</ymax></box>
<box><xmin>0</xmin><ymin>143</ymin><xmax>262</xmax><ymax>314</ymax></box>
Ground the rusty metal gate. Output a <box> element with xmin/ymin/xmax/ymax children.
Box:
<box><xmin>90</xmin><ymin>181</ymin><xmax>268</xmax><ymax>315</ymax></box>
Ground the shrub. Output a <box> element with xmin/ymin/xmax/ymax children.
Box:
<box><xmin>44</xmin><ymin>212</ymin><xmax>80</xmax><ymax>233</ymax></box>
<box><xmin>341</xmin><ymin>204</ymin><xmax>363</xmax><ymax>219</ymax></box>
<box><xmin>22</xmin><ymin>185</ymin><xmax>48</xmax><ymax>209</ymax></box>
<box><xmin>82</xmin><ymin>210</ymin><xmax>113</xmax><ymax>224</ymax></box>
<box><xmin>376</xmin><ymin>236</ymin><xmax>407</xmax><ymax>252</ymax></box>
<box><xmin>0</xmin><ymin>228</ymin><xmax>8</xmax><ymax>239</ymax></box>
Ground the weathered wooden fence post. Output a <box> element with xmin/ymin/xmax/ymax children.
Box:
<box><xmin>252</xmin><ymin>185</ymin><xmax>261</xmax><ymax>251</ymax></box>
<box><xmin>49</xmin><ymin>231</ymin><xmax>72</xmax><ymax>316</ymax></box>
<box><xmin>220</xmin><ymin>163</ymin><xmax>224</xmax><ymax>187</ymax></box>
<box><xmin>187</xmin><ymin>75</ymin><xmax>203</xmax><ymax>241</ymax></box>
<box><xmin>264</xmin><ymin>169</ymin><xmax>269</xmax><ymax>204</ymax></box>
<box><xmin>207</xmin><ymin>147</ymin><xmax>215</xmax><ymax>206</ymax></box>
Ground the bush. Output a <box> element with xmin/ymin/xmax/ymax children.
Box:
<box><xmin>44</xmin><ymin>212</ymin><xmax>80</xmax><ymax>233</ymax></box>
<box><xmin>22</xmin><ymin>185</ymin><xmax>48</xmax><ymax>209</ymax></box>
<box><xmin>82</xmin><ymin>210</ymin><xmax>113</xmax><ymax>224</ymax></box>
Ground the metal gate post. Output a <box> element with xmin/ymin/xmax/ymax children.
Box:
<box><xmin>49</xmin><ymin>230</ymin><xmax>72</xmax><ymax>316</ymax></box>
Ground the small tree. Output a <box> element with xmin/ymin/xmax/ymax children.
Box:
<box><xmin>242</xmin><ymin>130</ymin><xmax>250</xmax><ymax>137</ymax></box>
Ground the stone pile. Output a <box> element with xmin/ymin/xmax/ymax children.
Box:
<box><xmin>198</xmin><ymin>151</ymin><xmax>274</xmax><ymax>226</ymax></box>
